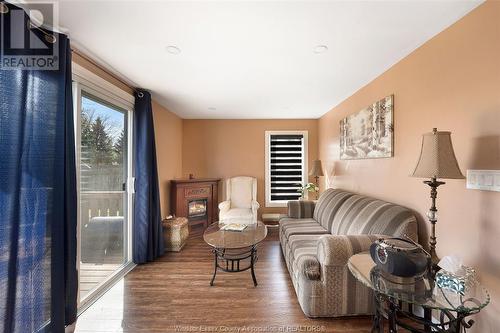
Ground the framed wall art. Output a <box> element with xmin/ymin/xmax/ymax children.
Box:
<box><xmin>340</xmin><ymin>95</ymin><xmax>394</xmax><ymax>160</ymax></box>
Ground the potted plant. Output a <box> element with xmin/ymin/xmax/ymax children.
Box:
<box><xmin>298</xmin><ymin>183</ymin><xmax>319</xmax><ymax>199</ymax></box>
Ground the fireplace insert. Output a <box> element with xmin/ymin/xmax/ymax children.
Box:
<box><xmin>188</xmin><ymin>199</ymin><xmax>208</xmax><ymax>219</ymax></box>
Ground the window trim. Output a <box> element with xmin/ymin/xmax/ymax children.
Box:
<box><xmin>265</xmin><ymin>130</ymin><xmax>308</xmax><ymax>208</ymax></box>
<box><xmin>72</xmin><ymin>63</ymin><xmax>136</xmax><ymax>311</ymax></box>
<box><xmin>72</xmin><ymin>62</ymin><xmax>135</xmax><ymax>110</ymax></box>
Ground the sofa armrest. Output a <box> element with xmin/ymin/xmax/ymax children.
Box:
<box><xmin>296</xmin><ymin>255</ymin><xmax>321</xmax><ymax>281</ymax></box>
<box><xmin>218</xmin><ymin>200</ymin><xmax>230</xmax><ymax>213</ymax></box>
<box><xmin>317</xmin><ymin>234</ymin><xmax>382</xmax><ymax>267</ymax></box>
<box><xmin>287</xmin><ymin>200</ymin><xmax>315</xmax><ymax>219</ymax></box>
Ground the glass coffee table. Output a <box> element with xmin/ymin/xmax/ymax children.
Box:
<box><xmin>203</xmin><ymin>221</ymin><xmax>267</xmax><ymax>286</ymax></box>
<box><xmin>348</xmin><ymin>253</ymin><xmax>490</xmax><ymax>333</ymax></box>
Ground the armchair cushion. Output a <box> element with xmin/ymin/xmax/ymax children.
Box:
<box><xmin>287</xmin><ymin>200</ymin><xmax>315</xmax><ymax>219</ymax></box>
<box><xmin>220</xmin><ymin>208</ymin><xmax>253</xmax><ymax>220</ymax></box>
<box><xmin>229</xmin><ymin>177</ymin><xmax>254</xmax><ymax>209</ymax></box>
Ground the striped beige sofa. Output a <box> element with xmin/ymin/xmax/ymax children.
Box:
<box><xmin>280</xmin><ymin>188</ymin><xmax>418</xmax><ymax>318</ymax></box>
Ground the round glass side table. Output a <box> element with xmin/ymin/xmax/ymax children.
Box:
<box><xmin>348</xmin><ymin>252</ymin><xmax>490</xmax><ymax>333</ymax></box>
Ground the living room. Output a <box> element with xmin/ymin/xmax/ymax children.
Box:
<box><xmin>1</xmin><ymin>1</ymin><xmax>499</xmax><ymax>333</ymax></box>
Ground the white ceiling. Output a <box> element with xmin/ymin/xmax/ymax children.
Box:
<box><xmin>55</xmin><ymin>0</ymin><xmax>482</xmax><ymax>119</ymax></box>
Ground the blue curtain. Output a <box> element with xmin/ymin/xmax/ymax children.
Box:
<box><xmin>133</xmin><ymin>90</ymin><xmax>164</xmax><ymax>264</ymax></box>
<box><xmin>0</xmin><ymin>3</ymin><xmax>77</xmax><ymax>333</ymax></box>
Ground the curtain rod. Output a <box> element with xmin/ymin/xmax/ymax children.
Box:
<box><xmin>1</xmin><ymin>0</ymin><xmax>144</xmax><ymax>98</ymax></box>
<box><xmin>0</xmin><ymin>0</ymin><xmax>57</xmax><ymax>44</ymax></box>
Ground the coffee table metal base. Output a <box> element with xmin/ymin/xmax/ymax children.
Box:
<box><xmin>210</xmin><ymin>245</ymin><xmax>258</xmax><ymax>286</ymax></box>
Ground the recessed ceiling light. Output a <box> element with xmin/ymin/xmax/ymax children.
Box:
<box><xmin>166</xmin><ymin>45</ymin><xmax>181</xmax><ymax>54</ymax></box>
<box><xmin>313</xmin><ymin>45</ymin><xmax>328</xmax><ymax>54</ymax></box>
<box><xmin>208</xmin><ymin>107</ymin><xmax>217</xmax><ymax>111</ymax></box>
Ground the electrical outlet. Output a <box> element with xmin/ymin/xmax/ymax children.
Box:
<box><xmin>466</xmin><ymin>170</ymin><xmax>500</xmax><ymax>192</ymax></box>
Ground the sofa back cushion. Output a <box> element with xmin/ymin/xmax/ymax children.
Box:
<box><xmin>313</xmin><ymin>189</ymin><xmax>354</xmax><ymax>230</ymax></box>
<box><xmin>331</xmin><ymin>195</ymin><xmax>417</xmax><ymax>240</ymax></box>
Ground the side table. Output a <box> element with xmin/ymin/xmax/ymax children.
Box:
<box><xmin>162</xmin><ymin>217</ymin><xmax>189</xmax><ymax>252</ymax></box>
<box><xmin>347</xmin><ymin>252</ymin><xmax>490</xmax><ymax>333</ymax></box>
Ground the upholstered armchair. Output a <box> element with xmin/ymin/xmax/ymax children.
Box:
<box><xmin>218</xmin><ymin>176</ymin><xmax>259</xmax><ymax>224</ymax></box>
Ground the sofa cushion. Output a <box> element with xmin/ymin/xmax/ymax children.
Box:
<box><xmin>280</xmin><ymin>218</ymin><xmax>329</xmax><ymax>241</ymax></box>
<box><xmin>330</xmin><ymin>195</ymin><xmax>417</xmax><ymax>240</ymax></box>
<box><xmin>287</xmin><ymin>200</ymin><xmax>315</xmax><ymax>219</ymax></box>
<box><xmin>287</xmin><ymin>234</ymin><xmax>324</xmax><ymax>272</ymax></box>
<box><xmin>313</xmin><ymin>189</ymin><xmax>354</xmax><ymax>231</ymax></box>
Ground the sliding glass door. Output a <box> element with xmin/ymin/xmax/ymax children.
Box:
<box><xmin>73</xmin><ymin>79</ymin><xmax>134</xmax><ymax>308</ymax></box>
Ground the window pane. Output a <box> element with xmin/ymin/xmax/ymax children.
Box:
<box><xmin>78</xmin><ymin>91</ymin><xmax>128</xmax><ymax>302</ymax></box>
<box><xmin>80</xmin><ymin>192</ymin><xmax>126</xmax><ymax>300</ymax></box>
<box><xmin>81</xmin><ymin>93</ymin><xmax>127</xmax><ymax>192</ymax></box>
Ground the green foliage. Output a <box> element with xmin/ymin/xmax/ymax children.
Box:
<box><xmin>81</xmin><ymin>109</ymin><xmax>124</xmax><ymax>167</ymax></box>
<box><xmin>113</xmin><ymin>130</ymin><xmax>125</xmax><ymax>164</ymax></box>
<box><xmin>91</xmin><ymin>117</ymin><xmax>114</xmax><ymax>165</ymax></box>
<box><xmin>298</xmin><ymin>183</ymin><xmax>319</xmax><ymax>198</ymax></box>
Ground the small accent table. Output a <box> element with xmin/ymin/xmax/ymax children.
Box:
<box><xmin>162</xmin><ymin>217</ymin><xmax>189</xmax><ymax>252</ymax></box>
<box><xmin>348</xmin><ymin>253</ymin><xmax>490</xmax><ymax>333</ymax></box>
<box><xmin>203</xmin><ymin>221</ymin><xmax>267</xmax><ymax>286</ymax></box>
<box><xmin>261</xmin><ymin>213</ymin><xmax>286</xmax><ymax>227</ymax></box>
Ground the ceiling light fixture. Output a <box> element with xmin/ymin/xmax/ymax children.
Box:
<box><xmin>313</xmin><ymin>45</ymin><xmax>328</xmax><ymax>54</ymax></box>
<box><xmin>166</xmin><ymin>45</ymin><xmax>181</xmax><ymax>55</ymax></box>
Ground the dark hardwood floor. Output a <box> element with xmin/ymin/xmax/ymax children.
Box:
<box><xmin>75</xmin><ymin>226</ymin><xmax>373</xmax><ymax>333</ymax></box>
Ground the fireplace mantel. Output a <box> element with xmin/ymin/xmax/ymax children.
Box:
<box><xmin>170</xmin><ymin>178</ymin><xmax>221</xmax><ymax>228</ymax></box>
<box><xmin>171</xmin><ymin>178</ymin><xmax>221</xmax><ymax>184</ymax></box>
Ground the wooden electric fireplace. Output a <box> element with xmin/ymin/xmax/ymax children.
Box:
<box><xmin>170</xmin><ymin>178</ymin><xmax>220</xmax><ymax>228</ymax></box>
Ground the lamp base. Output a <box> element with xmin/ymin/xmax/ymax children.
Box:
<box><xmin>314</xmin><ymin>176</ymin><xmax>319</xmax><ymax>200</ymax></box>
<box><xmin>423</xmin><ymin>177</ymin><xmax>445</xmax><ymax>277</ymax></box>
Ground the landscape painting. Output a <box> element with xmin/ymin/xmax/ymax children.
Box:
<box><xmin>340</xmin><ymin>95</ymin><xmax>394</xmax><ymax>160</ymax></box>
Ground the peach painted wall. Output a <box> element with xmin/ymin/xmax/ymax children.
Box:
<box><xmin>73</xmin><ymin>52</ymin><xmax>184</xmax><ymax>219</ymax></box>
<box><xmin>182</xmin><ymin>120</ymin><xmax>319</xmax><ymax>217</ymax></box>
<box><xmin>152</xmin><ymin>100</ymin><xmax>183</xmax><ymax>218</ymax></box>
<box><xmin>318</xmin><ymin>2</ymin><xmax>500</xmax><ymax>331</ymax></box>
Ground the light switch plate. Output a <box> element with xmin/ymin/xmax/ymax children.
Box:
<box><xmin>466</xmin><ymin>170</ymin><xmax>500</xmax><ymax>192</ymax></box>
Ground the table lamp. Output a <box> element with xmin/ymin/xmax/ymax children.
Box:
<box><xmin>411</xmin><ymin>128</ymin><xmax>465</xmax><ymax>271</ymax></box>
<box><xmin>309</xmin><ymin>160</ymin><xmax>324</xmax><ymax>199</ymax></box>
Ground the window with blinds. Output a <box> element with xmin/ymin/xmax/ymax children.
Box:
<box><xmin>265</xmin><ymin>131</ymin><xmax>308</xmax><ymax>207</ymax></box>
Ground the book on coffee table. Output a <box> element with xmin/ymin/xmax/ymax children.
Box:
<box><xmin>221</xmin><ymin>223</ymin><xmax>247</xmax><ymax>232</ymax></box>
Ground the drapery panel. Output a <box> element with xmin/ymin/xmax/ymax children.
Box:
<box><xmin>133</xmin><ymin>90</ymin><xmax>164</xmax><ymax>264</ymax></box>
<box><xmin>0</xmin><ymin>2</ymin><xmax>77</xmax><ymax>332</ymax></box>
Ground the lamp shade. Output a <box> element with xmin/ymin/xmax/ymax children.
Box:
<box><xmin>309</xmin><ymin>160</ymin><xmax>324</xmax><ymax>177</ymax></box>
<box><xmin>411</xmin><ymin>128</ymin><xmax>464</xmax><ymax>179</ymax></box>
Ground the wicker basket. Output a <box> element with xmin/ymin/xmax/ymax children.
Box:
<box><xmin>162</xmin><ymin>217</ymin><xmax>189</xmax><ymax>252</ymax></box>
